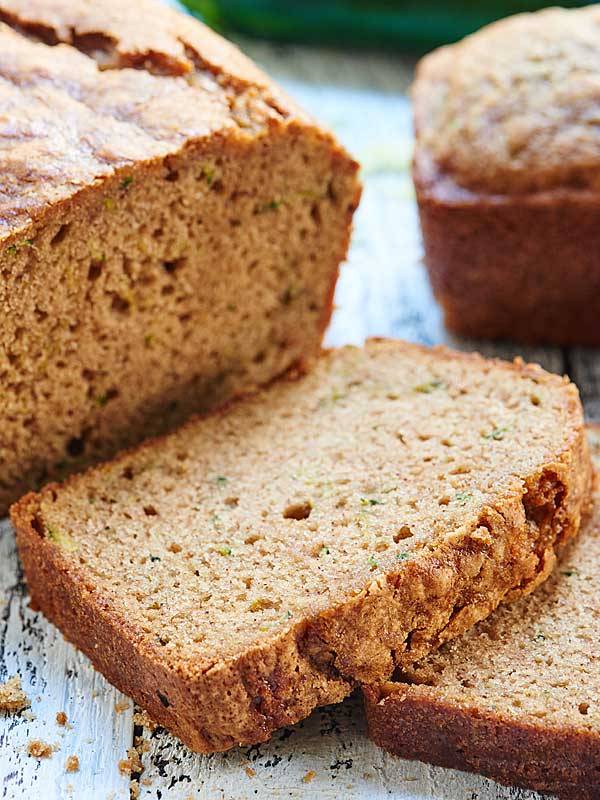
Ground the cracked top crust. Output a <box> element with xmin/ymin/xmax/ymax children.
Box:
<box><xmin>0</xmin><ymin>0</ymin><xmax>269</xmax><ymax>83</ymax></box>
<box><xmin>414</xmin><ymin>6</ymin><xmax>600</xmax><ymax>194</ymax></box>
<box><xmin>0</xmin><ymin>0</ymin><xmax>311</xmax><ymax>241</ymax></box>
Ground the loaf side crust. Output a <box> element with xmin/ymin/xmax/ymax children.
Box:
<box><xmin>413</xmin><ymin>151</ymin><xmax>600</xmax><ymax>345</ymax></box>
<box><xmin>11</xmin><ymin>341</ymin><xmax>593</xmax><ymax>753</ymax></box>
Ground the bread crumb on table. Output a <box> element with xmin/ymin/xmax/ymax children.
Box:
<box><xmin>65</xmin><ymin>755</ymin><xmax>79</xmax><ymax>773</ymax></box>
<box><xmin>133</xmin><ymin>707</ymin><xmax>158</xmax><ymax>731</ymax></box>
<box><xmin>56</xmin><ymin>711</ymin><xmax>68</xmax><ymax>726</ymax></box>
<box><xmin>114</xmin><ymin>700</ymin><xmax>130</xmax><ymax>714</ymax></box>
<box><xmin>130</xmin><ymin>779</ymin><xmax>139</xmax><ymax>800</ymax></box>
<box><xmin>133</xmin><ymin>735</ymin><xmax>151</xmax><ymax>753</ymax></box>
<box><xmin>118</xmin><ymin>747</ymin><xmax>143</xmax><ymax>776</ymax></box>
<box><xmin>303</xmin><ymin>770</ymin><xmax>317</xmax><ymax>783</ymax></box>
<box><xmin>245</xmin><ymin>766</ymin><xmax>256</xmax><ymax>778</ymax></box>
<box><xmin>0</xmin><ymin>676</ymin><xmax>31</xmax><ymax>714</ymax></box>
<box><xmin>26</xmin><ymin>739</ymin><xmax>57</xmax><ymax>759</ymax></box>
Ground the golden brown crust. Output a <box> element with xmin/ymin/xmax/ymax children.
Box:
<box><xmin>413</xmin><ymin>7</ymin><xmax>600</xmax><ymax>195</ymax></box>
<box><xmin>0</xmin><ymin>21</ymin><xmax>228</xmax><ymax>240</ymax></box>
<box><xmin>0</xmin><ymin>0</ymin><xmax>271</xmax><ymax>86</ymax></box>
<box><xmin>0</xmin><ymin>1</ymin><xmax>323</xmax><ymax>242</ymax></box>
<box><xmin>11</xmin><ymin>340</ymin><xmax>593</xmax><ymax>752</ymax></box>
<box><xmin>0</xmin><ymin>1</ymin><xmax>360</xmax><ymax>512</ymax></box>
<box><xmin>414</xmin><ymin>158</ymin><xmax>600</xmax><ymax>345</ymax></box>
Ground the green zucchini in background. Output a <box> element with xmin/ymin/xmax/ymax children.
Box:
<box><xmin>181</xmin><ymin>0</ymin><xmax>595</xmax><ymax>50</ymax></box>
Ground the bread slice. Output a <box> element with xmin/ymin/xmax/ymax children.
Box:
<box><xmin>364</xmin><ymin>424</ymin><xmax>600</xmax><ymax>800</ymax></box>
<box><xmin>0</xmin><ymin>0</ymin><xmax>360</xmax><ymax>514</ymax></box>
<box><xmin>11</xmin><ymin>339</ymin><xmax>592</xmax><ymax>753</ymax></box>
<box><xmin>413</xmin><ymin>7</ymin><xmax>600</xmax><ymax>346</ymax></box>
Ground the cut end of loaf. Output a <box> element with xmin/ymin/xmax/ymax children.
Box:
<box><xmin>10</xmin><ymin>340</ymin><xmax>592</xmax><ymax>752</ymax></box>
<box><xmin>0</xmin><ymin>3</ymin><xmax>360</xmax><ymax>513</ymax></box>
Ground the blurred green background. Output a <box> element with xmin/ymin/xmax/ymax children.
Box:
<box><xmin>182</xmin><ymin>1</ymin><xmax>596</xmax><ymax>50</ymax></box>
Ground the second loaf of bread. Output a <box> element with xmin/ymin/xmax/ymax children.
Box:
<box><xmin>413</xmin><ymin>6</ymin><xmax>600</xmax><ymax>346</ymax></box>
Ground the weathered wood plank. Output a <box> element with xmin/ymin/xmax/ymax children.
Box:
<box><xmin>0</xmin><ymin>519</ymin><xmax>133</xmax><ymax>800</ymax></box>
<box><xmin>137</xmin><ymin>693</ymin><xmax>540</xmax><ymax>799</ymax></box>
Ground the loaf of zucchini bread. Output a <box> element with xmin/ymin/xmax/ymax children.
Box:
<box><xmin>11</xmin><ymin>339</ymin><xmax>592</xmax><ymax>752</ymax></box>
<box><xmin>0</xmin><ymin>0</ymin><xmax>360</xmax><ymax>514</ymax></box>
<box><xmin>413</xmin><ymin>6</ymin><xmax>600</xmax><ymax>345</ymax></box>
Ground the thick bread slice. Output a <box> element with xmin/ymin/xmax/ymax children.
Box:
<box><xmin>11</xmin><ymin>339</ymin><xmax>592</xmax><ymax>753</ymax></box>
<box><xmin>364</xmin><ymin>424</ymin><xmax>600</xmax><ymax>800</ymax></box>
<box><xmin>0</xmin><ymin>0</ymin><xmax>360</xmax><ymax>514</ymax></box>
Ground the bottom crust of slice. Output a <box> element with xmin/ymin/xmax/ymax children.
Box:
<box><xmin>363</xmin><ymin>684</ymin><xmax>600</xmax><ymax>800</ymax></box>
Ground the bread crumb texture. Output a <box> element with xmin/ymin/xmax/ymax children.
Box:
<box><xmin>118</xmin><ymin>747</ymin><xmax>143</xmax><ymax>776</ymax></box>
<box><xmin>364</xmin><ymin>424</ymin><xmax>600</xmax><ymax>796</ymax></box>
<box><xmin>26</xmin><ymin>739</ymin><xmax>57</xmax><ymax>759</ymax></box>
<box><xmin>133</xmin><ymin>707</ymin><xmax>158</xmax><ymax>731</ymax></box>
<box><xmin>55</xmin><ymin>710</ymin><xmax>67</xmax><ymax>726</ymax></box>
<box><xmin>415</xmin><ymin>6</ymin><xmax>600</xmax><ymax>194</ymax></box>
<box><xmin>0</xmin><ymin>675</ymin><xmax>30</xmax><ymax>714</ymax></box>
<box><xmin>0</xmin><ymin>0</ymin><xmax>360</xmax><ymax>514</ymax></box>
<box><xmin>12</xmin><ymin>340</ymin><xmax>591</xmax><ymax>751</ymax></box>
<box><xmin>64</xmin><ymin>755</ymin><xmax>79</xmax><ymax>773</ymax></box>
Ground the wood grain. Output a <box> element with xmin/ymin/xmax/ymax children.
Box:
<box><xmin>137</xmin><ymin>693</ymin><xmax>539</xmax><ymax>800</ymax></box>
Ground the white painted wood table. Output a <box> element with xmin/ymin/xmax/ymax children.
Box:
<box><xmin>1</xmin><ymin>26</ymin><xmax>595</xmax><ymax>800</ymax></box>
